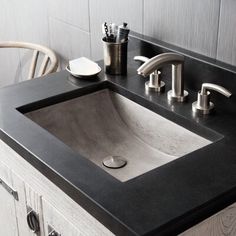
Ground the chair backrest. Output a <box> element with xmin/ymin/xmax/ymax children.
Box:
<box><xmin>0</xmin><ymin>41</ymin><xmax>58</xmax><ymax>79</ymax></box>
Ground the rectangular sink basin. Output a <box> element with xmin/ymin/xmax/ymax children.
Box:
<box><xmin>26</xmin><ymin>89</ymin><xmax>213</xmax><ymax>182</ymax></box>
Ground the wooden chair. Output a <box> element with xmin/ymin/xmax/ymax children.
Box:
<box><xmin>0</xmin><ymin>41</ymin><xmax>58</xmax><ymax>79</ymax></box>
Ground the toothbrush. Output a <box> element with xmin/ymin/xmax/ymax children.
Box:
<box><xmin>102</xmin><ymin>22</ymin><xmax>109</xmax><ymax>41</ymax></box>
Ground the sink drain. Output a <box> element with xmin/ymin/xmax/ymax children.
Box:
<box><xmin>102</xmin><ymin>156</ymin><xmax>127</xmax><ymax>169</ymax></box>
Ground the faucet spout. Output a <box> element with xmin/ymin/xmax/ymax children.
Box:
<box><xmin>137</xmin><ymin>52</ymin><xmax>188</xmax><ymax>102</ymax></box>
<box><xmin>137</xmin><ymin>52</ymin><xmax>184</xmax><ymax>77</ymax></box>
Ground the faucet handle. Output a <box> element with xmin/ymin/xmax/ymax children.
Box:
<box><xmin>192</xmin><ymin>83</ymin><xmax>232</xmax><ymax>115</ymax></box>
<box><xmin>134</xmin><ymin>55</ymin><xmax>165</xmax><ymax>93</ymax></box>
<box><xmin>200</xmin><ymin>83</ymin><xmax>232</xmax><ymax>97</ymax></box>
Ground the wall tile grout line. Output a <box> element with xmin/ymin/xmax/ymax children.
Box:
<box><xmin>215</xmin><ymin>0</ymin><xmax>222</xmax><ymax>60</ymax></box>
<box><xmin>48</xmin><ymin>15</ymin><xmax>90</xmax><ymax>35</ymax></box>
<box><xmin>88</xmin><ymin>0</ymin><xmax>92</xmax><ymax>59</ymax></box>
<box><xmin>142</xmin><ymin>0</ymin><xmax>144</xmax><ymax>34</ymax></box>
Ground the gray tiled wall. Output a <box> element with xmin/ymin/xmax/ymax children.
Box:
<box><xmin>49</xmin><ymin>17</ymin><xmax>91</xmax><ymax>68</ymax></box>
<box><xmin>217</xmin><ymin>0</ymin><xmax>236</xmax><ymax>65</ymax></box>
<box><xmin>144</xmin><ymin>0</ymin><xmax>220</xmax><ymax>58</ymax></box>
<box><xmin>0</xmin><ymin>0</ymin><xmax>235</xmax><ymax>87</ymax></box>
<box><xmin>0</xmin><ymin>1</ymin><xmax>21</xmax><ymax>87</ymax></box>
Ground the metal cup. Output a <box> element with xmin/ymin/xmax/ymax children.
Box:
<box><xmin>102</xmin><ymin>37</ymin><xmax>128</xmax><ymax>75</ymax></box>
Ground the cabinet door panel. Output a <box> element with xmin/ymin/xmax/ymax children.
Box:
<box><xmin>0</xmin><ymin>161</ymin><xmax>18</xmax><ymax>236</ymax></box>
<box><xmin>12</xmin><ymin>171</ymin><xmax>44</xmax><ymax>236</ymax></box>
<box><xmin>42</xmin><ymin>198</ymin><xmax>81</xmax><ymax>236</ymax></box>
<box><xmin>24</xmin><ymin>183</ymin><xmax>45</xmax><ymax>236</ymax></box>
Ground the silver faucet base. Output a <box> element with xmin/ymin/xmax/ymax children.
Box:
<box><xmin>145</xmin><ymin>81</ymin><xmax>165</xmax><ymax>93</ymax></box>
<box><xmin>167</xmin><ymin>90</ymin><xmax>188</xmax><ymax>102</ymax></box>
<box><xmin>192</xmin><ymin>101</ymin><xmax>214</xmax><ymax>115</ymax></box>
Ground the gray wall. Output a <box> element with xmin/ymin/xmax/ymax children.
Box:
<box><xmin>1</xmin><ymin>0</ymin><xmax>236</xmax><ymax>87</ymax></box>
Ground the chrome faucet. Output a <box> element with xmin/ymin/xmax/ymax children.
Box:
<box><xmin>137</xmin><ymin>52</ymin><xmax>188</xmax><ymax>102</ymax></box>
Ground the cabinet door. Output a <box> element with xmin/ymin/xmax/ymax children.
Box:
<box><xmin>12</xmin><ymin>172</ymin><xmax>44</xmax><ymax>236</ymax></box>
<box><xmin>42</xmin><ymin>198</ymin><xmax>81</xmax><ymax>236</ymax></box>
<box><xmin>0</xmin><ymin>161</ymin><xmax>18</xmax><ymax>236</ymax></box>
<box><xmin>23</xmin><ymin>183</ymin><xmax>45</xmax><ymax>236</ymax></box>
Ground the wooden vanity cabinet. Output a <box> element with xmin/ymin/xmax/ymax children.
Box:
<box><xmin>0</xmin><ymin>160</ymin><xmax>43</xmax><ymax>236</ymax></box>
<box><xmin>0</xmin><ymin>140</ymin><xmax>113</xmax><ymax>236</ymax></box>
<box><xmin>0</xmin><ymin>139</ymin><xmax>235</xmax><ymax>236</ymax></box>
<box><xmin>0</xmin><ymin>161</ymin><xmax>19</xmax><ymax>236</ymax></box>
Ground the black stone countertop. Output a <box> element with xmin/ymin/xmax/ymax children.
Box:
<box><xmin>1</xmin><ymin>33</ymin><xmax>236</xmax><ymax>236</ymax></box>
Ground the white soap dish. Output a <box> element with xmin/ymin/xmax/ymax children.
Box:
<box><xmin>66</xmin><ymin>65</ymin><xmax>101</xmax><ymax>78</ymax></box>
<box><xmin>66</xmin><ymin>57</ymin><xmax>101</xmax><ymax>78</ymax></box>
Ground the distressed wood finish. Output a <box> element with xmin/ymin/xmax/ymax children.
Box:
<box><xmin>144</xmin><ymin>0</ymin><xmax>221</xmax><ymax>58</ymax></box>
<box><xmin>0</xmin><ymin>159</ymin><xmax>43</xmax><ymax>235</ymax></box>
<box><xmin>0</xmin><ymin>161</ymin><xmax>18</xmax><ymax>236</ymax></box>
<box><xmin>0</xmin><ymin>140</ymin><xmax>114</xmax><ymax>236</ymax></box>
<box><xmin>180</xmin><ymin>203</ymin><xmax>236</xmax><ymax>235</ymax></box>
<box><xmin>11</xmin><ymin>170</ymin><xmax>44</xmax><ymax>236</ymax></box>
<box><xmin>42</xmin><ymin>199</ymin><xmax>82</xmax><ymax>236</ymax></box>
<box><xmin>24</xmin><ymin>183</ymin><xmax>45</xmax><ymax>235</ymax></box>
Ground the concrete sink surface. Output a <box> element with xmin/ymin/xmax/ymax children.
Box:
<box><xmin>26</xmin><ymin>89</ymin><xmax>212</xmax><ymax>182</ymax></box>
